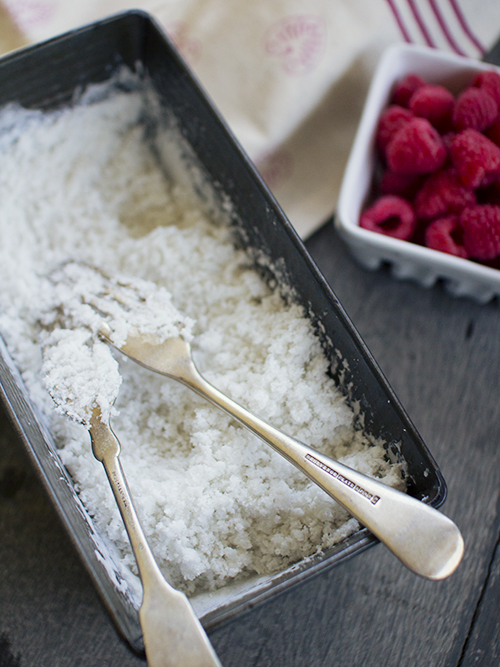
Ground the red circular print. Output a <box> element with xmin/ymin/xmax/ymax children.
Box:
<box><xmin>166</xmin><ymin>21</ymin><xmax>201</xmax><ymax>65</ymax></box>
<box><xmin>256</xmin><ymin>150</ymin><xmax>294</xmax><ymax>190</ymax></box>
<box><xmin>264</xmin><ymin>15</ymin><xmax>326</xmax><ymax>76</ymax></box>
<box><xmin>5</xmin><ymin>0</ymin><xmax>56</xmax><ymax>29</ymax></box>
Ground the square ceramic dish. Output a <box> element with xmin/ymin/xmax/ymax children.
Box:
<box><xmin>336</xmin><ymin>42</ymin><xmax>500</xmax><ymax>304</ymax></box>
<box><xmin>0</xmin><ymin>13</ymin><xmax>446</xmax><ymax>654</ymax></box>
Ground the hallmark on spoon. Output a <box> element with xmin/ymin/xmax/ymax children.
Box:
<box><xmin>305</xmin><ymin>453</ymin><xmax>381</xmax><ymax>505</ymax></box>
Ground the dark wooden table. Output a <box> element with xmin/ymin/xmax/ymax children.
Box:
<box><xmin>1</xmin><ymin>220</ymin><xmax>500</xmax><ymax>666</ymax></box>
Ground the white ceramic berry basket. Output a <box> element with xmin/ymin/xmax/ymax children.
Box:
<box><xmin>336</xmin><ymin>42</ymin><xmax>500</xmax><ymax>304</ymax></box>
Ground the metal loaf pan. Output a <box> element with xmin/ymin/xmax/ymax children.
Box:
<box><xmin>0</xmin><ymin>11</ymin><xmax>446</xmax><ymax>654</ymax></box>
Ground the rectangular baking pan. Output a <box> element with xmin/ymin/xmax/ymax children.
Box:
<box><xmin>0</xmin><ymin>10</ymin><xmax>447</xmax><ymax>654</ymax></box>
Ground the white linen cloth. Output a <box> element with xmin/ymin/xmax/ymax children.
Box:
<box><xmin>1</xmin><ymin>0</ymin><xmax>499</xmax><ymax>237</ymax></box>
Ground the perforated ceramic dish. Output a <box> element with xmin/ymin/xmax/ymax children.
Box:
<box><xmin>336</xmin><ymin>42</ymin><xmax>500</xmax><ymax>304</ymax></box>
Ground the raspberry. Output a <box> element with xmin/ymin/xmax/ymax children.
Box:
<box><xmin>391</xmin><ymin>74</ymin><xmax>426</xmax><ymax>107</ymax></box>
<box><xmin>461</xmin><ymin>204</ymin><xmax>500</xmax><ymax>259</ymax></box>
<box><xmin>450</xmin><ymin>129</ymin><xmax>500</xmax><ymax>187</ymax></box>
<box><xmin>360</xmin><ymin>195</ymin><xmax>416</xmax><ymax>240</ymax></box>
<box><xmin>380</xmin><ymin>170</ymin><xmax>423</xmax><ymax>199</ymax></box>
<box><xmin>386</xmin><ymin>118</ymin><xmax>447</xmax><ymax>175</ymax></box>
<box><xmin>424</xmin><ymin>215</ymin><xmax>468</xmax><ymax>258</ymax></box>
<box><xmin>366</xmin><ymin>70</ymin><xmax>500</xmax><ymax>267</ymax></box>
<box><xmin>473</xmin><ymin>69</ymin><xmax>500</xmax><ymax>106</ymax></box>
<box><xmin>376</xmin><ymin>105</ymin><xmax>414</xmax><ymax>155</ymax></box>
<box><xmin>453</xmin><ymin>87</ymin><xmax>498</xmax><ymax>132</ymax></box>
<box><xmin>409</xmin><ymin>84</ymin><xmax>454</xmax><ymax>132</ymax></box>
<box><xmin>414</xmin><ymin>168</ymin><xmax>476</xmax><ymax>220</ymax></box>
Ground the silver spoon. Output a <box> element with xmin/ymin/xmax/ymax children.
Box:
<box><xmin>98</xmin><ymin>324</ymin><xmax>464</xmax><ymax>581</ymax></box>
<box><xmin>89</xmin><ymin>408</ymin><xmax>222</xmax><ymax>667</ymax></box>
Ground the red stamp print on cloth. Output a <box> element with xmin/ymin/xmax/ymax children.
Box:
<box><xmin>4</xmin><ymin>0</ymin><xmax>56</xmax><ymax>29</ymax></box>
<box><xmin>166</xmin><ymin>21</ymin><xmax>202</xmax><ymax>65</ymax></box>
<box><xmin>256</xmin><ymin>149</ymin><xmax>294</xmax><ymax>191</ymax></box>
<box><xmin>263</xmin><ymin>15</ymin><xmax>326</xmax><ymax>76</ymax></box>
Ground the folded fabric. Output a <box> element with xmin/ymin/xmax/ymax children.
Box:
<box><xmin>1</xmin><ymin>0</ymin><xmax>499</xmax><ymax>237</ymax></box>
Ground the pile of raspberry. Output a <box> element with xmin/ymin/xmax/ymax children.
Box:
<box><xmin>360</xmin><ymin>68</ymin><xmax>500</xmax><ymax>264</ymax></box>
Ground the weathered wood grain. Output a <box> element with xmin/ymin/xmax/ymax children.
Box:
<box><xmin>460</xmin><ymin>527</ymin><xmax>500</xmax><ymax>665</ymax></box>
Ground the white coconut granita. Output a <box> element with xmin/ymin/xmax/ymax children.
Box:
<box><xmin>45</xmin><ymin>261</ymin><xmax>196</xmax><ymax>348</ymax></box>
<box><xmin>0</xmin><ymin>76</ymin><xmax>405</xmax><ymax>596</ymax></box>
<box><xmin>40</xmin><ymin>261</ymin><xmax>196</xmax><ymax>425</ymax></box>
<box><xmin>41</xmin><ymin>328</ymin><xmax>121</xmax><ymax>425</ymax></box>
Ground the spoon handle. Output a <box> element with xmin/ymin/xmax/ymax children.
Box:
<box><xmin>102</xmin><ymin>331</ymin><xmax>464</xmax><ymax>580</ymax></box>
<box><xmin>89</xmin><ymin>416</ymin><xmax>223</xmax><ymax>667</ymax></box>
<box><xmin>182</xmin><ymin>369</ymin><xmax>464</xmax><ymax>581</ymax></box>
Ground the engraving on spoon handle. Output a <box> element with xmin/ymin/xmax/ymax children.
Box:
<box><xmin>90</xmin><ymin>416</ymin><xmax>159</xmax><ymax>578</ymax></box>
<box><xmin>89</xmin><ymin>419</ymin><xmax>223</xmax><ymax>667</ymax></box>
<box><xmin>183</xmin><ymin>370</ymin><xmax>464</xmax><ymax>580</ymax></box>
